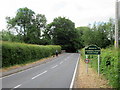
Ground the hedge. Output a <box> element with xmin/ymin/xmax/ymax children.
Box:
<box><xmin>81</xmin><ymin>47</ymin><xmax>119</xmax><ymax>88</ymax></box>
<box><xmin>2</xmin><ymin>41</ymin><xmax>61</xmax><ymax>67</ymax></box>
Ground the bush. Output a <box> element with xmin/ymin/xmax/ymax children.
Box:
<box><xmin>2</xmin><ymin>41</ymin><xmax>61</xmax><ymax>67</ymax></box>
<box><xmin>81</xmin><ymin>47</ymin><xmax>119</xmax><ymax>88</ymax></box>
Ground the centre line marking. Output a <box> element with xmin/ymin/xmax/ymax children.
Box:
<box><xmin>14</xmin><ymin>84</ymin><xmax>21</xmax><ymax>88</ymax></box>
<box><xmin>67</xmin><ymin>57</ymin><xmax>69</xmax><ymax>59</ymax></box>
<box><xmin>65</xmin><ymin>59</ymin><xmax>67</xmax><ymax>61</ymax></box>
<box><xmin>51</xmin><ymin>65</ymin><xmax>58</xmax><ymax>69</ymax></box>
<box><xmin>32</xmin><ymin>70</ymin><xmax>47</xmax><ymax>80</ymax></box>
<box><xmin>60</xmin><ymin>61</ymin><xmax>63</xmax><ymax>64</ymax></box>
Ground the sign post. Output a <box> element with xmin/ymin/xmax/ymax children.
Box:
<box><xmin>85</xmin><ymin>55</ymin><xmax>88</xmax><ymax>74</ymax></box>
<box><xmin>85</xmin><ymin>45</ymin><xmax>101</xmax><ymax>75</ymax></box>
<box><xmin>98</xmin><ymin>55</ymin><xmax>100</xmax><ymax>76</ymax></box>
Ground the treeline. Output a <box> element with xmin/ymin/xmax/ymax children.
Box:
<box><xmin>1</xmin><ymin>7</ymin><xmax>119</xmax><ymax>52</ymax></box>
<box><xmin>76</xmin><ymin>20</ymin><xmax>115</xmax><ymax>48</ymax></box>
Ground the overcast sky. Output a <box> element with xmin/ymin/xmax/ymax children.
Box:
<box><xmin>0</xmin><ymin>0</ymin><xmax>118</xmax><ymax>30</ymax></box>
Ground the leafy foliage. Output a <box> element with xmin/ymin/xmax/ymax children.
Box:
<box><xmin>77</xmin><ymin>20</ymin><xmax>114</xmax><ymax>48</ymax></box>
<box><xmin>2</xmin><ymin>41</ymin><xmax>61</xmax><ymax>67</ymax></box>
<box><xmin>6</xmin><ymin>7</ymin><xmax>47</xmax><ymax>44</ymax></box>
<box><xmin>0</xmin><ymin>30</ymin><xmax>23</xmax><ymax>42</ymax></box>
<box><xmin>47</xmin><ymin>17</ymin><xmax>83</xmax><ymax>52</ymax></box>
<box><xmin>3</xmin><ymin>7</ymin><xmax>119</xmax><ymax>50</ymax></box>
<box><xmin>81</xmin><ymin>47</ymin><xmax>119</xmax><ymax>88</ymax></box>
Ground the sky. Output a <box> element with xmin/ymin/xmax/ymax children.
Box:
<box><xmin>0</xmin><ymin>0</ymin><xmax>118</xmax><ymax>30</ymax></box>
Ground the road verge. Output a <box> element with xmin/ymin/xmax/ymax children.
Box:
<box><xmin>74</xmin><ymin>57</ymin><xmax>112</xmax><ymax>88</ymax></box>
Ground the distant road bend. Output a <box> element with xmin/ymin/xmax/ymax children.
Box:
<box><xmin>2</xmin><ymin>53</ymin><xmax>80</xmax><ymax>89</ymax></box>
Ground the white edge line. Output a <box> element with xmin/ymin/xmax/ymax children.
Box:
<box><xmin>51</xmin><ymin>65</ymin><xmax>58</xmax><ymax>69</ymax></box>
<box><xmin>1</xmin><ymin>54</ymin><xmax>66</xmax><ymax>79</ymax></box>
<box><xmin>32</xmin><ymin>70</ymin><xmax>47</xmax><ymax>79</ymax></box>
<box><xmin>14</xmin><ymin>84</ymin><xmax>21</xmax><ymax>88</ymax></box>
<box><xmin>70</xmin><ymin>54</ymin><xmax>80</xmax><ymax>89</ymax></box>
<box><xmin>1</xmin><ymin>54</ymin><xmax>68</xmax><ymax>79</ymax></box>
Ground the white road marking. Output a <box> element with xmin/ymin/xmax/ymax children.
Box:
<box><xmin>1</xmin><ymin>64</ymin><xmax>43</xmax><ymax>79</ymax></box>
<box><xmin>64</xmin><ymin>56</ymin><xmax>70</xmax><ymax>61</ymax></box>
<box><xmin>70</xmin><ymin>54</ymin><xmax>80</xmax><ymax>88</ymax></box>
<box><xmin>51</xmin><ymin>65</ymin><xmax>58</xmax><ymax>69</ymax></box>
<box><xmin>32</xmin><ymin>70</ymin><xmax>47</xmax><ymax>80</ymax></box>
<box><xmin>1</xmin><ymin>53</ymin><xmax>67</xmax><ymax>79</ymax></box>
<box><xmin>67</xmin><ymin>56</ymin><xmax>70</xmax><ymax>59</ymax></box>
<box><xmin>14</xmin><ymin>84</ymin><xmax>21</xmax><ymax>88</ymax></box>
<box><xmin>1</xmin><ymin>56</ymin><xmax>58</xmax><ymax>79</ymax></box>
<box><xmin>60</xmin><ymin>61</ymin><xmax>63</xmax><ymax>64</ymax></box>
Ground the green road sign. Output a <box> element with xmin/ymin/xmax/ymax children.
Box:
<box><xmin>85</xmin><ymin>45</ymin><xmax>101</xmax><ymax>55</ymax></box>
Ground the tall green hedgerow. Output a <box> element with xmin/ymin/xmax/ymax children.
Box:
<box><xmin>2</xmin><ymin>41</ymin><xmax>61</xmax><ymax>67</ymax></box>
<box><xmin>81</xmin><ymin>47</ymin><xmax>119</xmax><ymax>88</ymax></box>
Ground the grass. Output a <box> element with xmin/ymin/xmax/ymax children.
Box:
<box><xmin>81</xmin><ymin>47</ymin><xmax>119</xmax><ymax>88</ymax></box>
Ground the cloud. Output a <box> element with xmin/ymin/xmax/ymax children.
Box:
<box><xmin>52</xmin><ymin>1</ymin><xmax>67</xmax><ymax>12</ymax></box>
<box><xmin>0</xmin><ymin>0</ymin><xmax>116</xmax><ymax>30</ymax></box>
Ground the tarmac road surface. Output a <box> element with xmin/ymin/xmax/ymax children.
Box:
<box><xmin>1</xmin><ymin>53</ymin><xmax>80</xmax><ymax>89</ymax></box>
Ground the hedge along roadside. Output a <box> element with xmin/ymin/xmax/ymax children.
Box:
<box><xmin>81</xmin><ymin>47</ymin><xmax>119</xmax><ymax>88</ymax></box>
<box><xmin>2</xmin><ymin>41</ymin><xmax>61</xmax><ymax>67</ymax></box>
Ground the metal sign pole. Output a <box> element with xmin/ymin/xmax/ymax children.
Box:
<box><xmin>85</xmin><ymin>45</ymin><xmax>101</xmax><ymax>76</ymax></box>
<box><xmin>98</xmin><ymin>55</ymin><xmax>100</xmax><ymax>76</ymax></box>
<box><xmin>86</xmin><ymin>55</ymin><xmax>88</xmax><ymax>74</ymax></box>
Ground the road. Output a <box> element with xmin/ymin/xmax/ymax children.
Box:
<box><xmin>1</xmin><ymin>53</ymin><xmax>80</xmax><ymax>89</ymax></box>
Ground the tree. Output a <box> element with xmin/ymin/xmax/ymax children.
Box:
<box><xmin>95</xmin><ymin>22</ymin><xmax>111</xmax><ymax>48</ymax></box>
<box><xmin>6</xmin><ymin>7</ymin><xmax>35</xmax><ymax>42</ymax></box>
<box><xmin>1</xmin><ymin>30</ymin><xmax>12</xmax><ymax>41</ymax></box>
<box><xmin>1</xmin><ymin>29</ymin><xmax>23</xmax><ymax>42</ymax></box>
<box><xmin>6</xmin><ymin>7</ymin><xmax>47</xmax><ymax>44</ymax></box>
<box><xmin>47</xmin><ymin>17</ymin><xmax>82</xmax><ymax>52</ymax></box>
<box><xmin>77</xmin><ymin>22</ymin><xmax>111</xmax><ymax>48</ymax></box>
<box><xmin>35</xmin><ymin>14</ymin><xmax>47</xmax><ymax>44</ymax></box>
<box><xmin>26</xmin><ymin>14</ymin><xmax>47</xmax><ymax>44</ymax></box>
<box><xmin>82</xmin><ymin>29</ymin><xmax>94</xmax><ymax>46</ymax></box>
<box><xmin>41</xmin><ymin>24</ymin><xmax>53</xmax><ymax>45</ymax></box>
<box><xmin>76</xmin><ymin>26</ymin><xmax>90</xmax><ymax>47</ymax></box>
<box><xmin>104</xmin><ymin>18</ymin><xmax>115</xmax><ymax>45</ymax></box>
